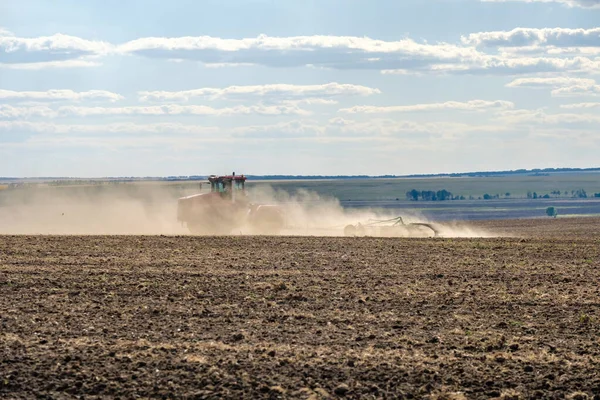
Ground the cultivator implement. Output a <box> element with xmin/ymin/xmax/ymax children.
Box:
<box><xmin>343</xmin><ymin>216</ymin><xmax>440</xmax><ymax>238</ymax></box>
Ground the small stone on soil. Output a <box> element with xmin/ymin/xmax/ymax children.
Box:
<box><xmin>334</xmin><ymin>384</ymin><xmax>350</xmax><ymax>396</ymax></box>
<box><xmin>259</xmin><ymin>385</ymin><xmax>270</xmax><ymax>393</ymax></box>
<box><xmin>270</xmin><ymin>385</ymin><xmax>286</xmax><ymax>395</ymax></box>
<box><xmin>232</xmin><ymin>333</ymin><xmax>245</xmax><ymax>342</ymax></box>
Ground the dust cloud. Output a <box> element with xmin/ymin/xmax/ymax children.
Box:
<box><xmin>0</xmin><ymin>183</ymin><xmax>493</xmax><ymax>237</ymax></box>
<box><xmin>247</xmin><ymin>186</ymin><xmax>494</xmax><ymax>238</ymax></box>
<box><xmin>0</xmin><ymin>185</ymin><xmax>186</xmax><ymax>235</ymax></box>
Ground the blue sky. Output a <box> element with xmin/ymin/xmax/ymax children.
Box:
<box><xmin>1</xmin><ymin>0</ymin><xmax>599</xmax><ymax>177</ymax></box>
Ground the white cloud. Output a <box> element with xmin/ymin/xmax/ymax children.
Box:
<box><xmin>0</xmin><ymin>27</ymin><xmax>14</xmax><ymax>36</ymax></box>
<box><xmin>5</xmin><ymin>135</ymin><xmax>211</xmax><ymax>150</ymax></box>
<box><xmin>543</xmin><ymin>47</ymin><xmax>600</xmax><ymax>57</ymax></box>
<box><xmin>340</xmin><ymin>100</ymin><xmax>514</xmax><ymax>114</ymax></box>
<box><xmin>506</xmin><ymin>77</ymin><xmax>600</xmax><ymax>97</ymax></box>
<box><xmin>119</xmin><ymin>34</ymin><xmax>485</xmax><ymax>71</ymax></box>
<box><xmin>551</xmin><ymin>84</ymin><xmax>600</xmax><ymax>96</ymax></box>
<box><xmin>462</xmin><ymin>27</ymin><xmax>600</xmax><ymax>48</ymax></box>
<box><xmin>480</xmin><ymin>0</ymin><xmax>600</xmax><ymax>8</ymax></box>
<box><xmin>232</xmin><ymin>120</ymin><xmax>326</xmax><ymax>138</ymax></box>
<box><xmin>202</xmin><ymin>62</ymin><xmax>256</xmax><ymax>68</ymax></box>
<box><xmin>0</xmin><ymin>120</ymin><xmax>219</xmax><ymax>135</ymax></box>
<box><xmin>0</xmin><ymin>33</ymin><xmax>111</xmax><ymax>68</ymax></box>
<box><xmin>384</xmin><ymin>55</ymin><xmax>600</xmax><ymax>75</ymax></box>
<box><xmin>138</xmin><ymin>83</ymin><xmax>380</xmax><ymax>102</ymax></box>
<box><xmin>0</xmin><ymin>104</ymin><xmax>311</xmax><ymax>119</ymax></box>
<box><xmin>1</xmin><ymin>31</ymin><xmax>599</xmax><ymax>76</ymax></box>
<box><xmin>560</xmin><ymin>102</ymin><xmax>600</xmax><ymax>109</ymax></box>
<box><xmin>497</xmin><ymin>108</ymin><xmax>600</xmax><ymax>126</ymax></box>
<box><xmin>1</xmin><ymin>117</ymin><xmax>507</xmax><ymax>143</ymax></box>
<box><xmin>325</xmin><ymin>117</ymin><xmax>446</xmax><ymax>137</ymax></box>
<box><xmin>0</xmin><ymin>59</ymin><xmax>101</xmax><ymax>69</ymax></box>
<box><xmin>117</xmin><ymin>33</ymin><xmax>600</xmax><ymax>75</ymax></box>
<box><xmin>62</xmin><ymin>104</ymin><xmax>310</xmax><ymax>117</ymax></box>
<box><xmin>1</xmin><ymin>119</ymin><xmax>330</xmax><ymax>141</ymax></box>
<box><xmin>232</xmin><ymin>117</ymin><xmax>509</xmax><ymax>141</ymax></box>
<box><xmin>2</xmin><ymin>99</ymin><xmax>515</xmax><ymax>120</ymax></box>
<box><xmin>0</xmin><ymin>105</ymin><xmax>56</xmax><ymax>119</ymax></box>
<box><xmin>506</xmin><ymin>77</ymin><xmax>595</xmax><ymax>88</ymax></box>
<box><xmin>0</xmin><ymin>89</ymin><xmax>124</xmax><ymax>103</ymax></box>
<box><xmin>281</xmin><ymin>98</ymin><xmax>339</xmax><ymax>106</ymax></box>
<box><xmin>119</xmin><ymin>34</ymin><xmax>477</xmax><ymax>58</ymax></box>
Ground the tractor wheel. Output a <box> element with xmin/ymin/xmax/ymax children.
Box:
<box><xmin>356</xmin><ymin>225</ymin><xmax>366</xmax><ymax>236</ymax></box>
<box><xmin>344</xmin><ymin>224</ymin><xmax>357</xmax><ymax>236</ymax></box>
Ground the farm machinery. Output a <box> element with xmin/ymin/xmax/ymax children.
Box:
<box><xmin>177</xmin><ymin>174</ymin><xmax>285</xmax><ymax>235</ymax></box>
<box><xmin>343</xmin><ymin>216</ymin><xmax>439</xmax><ymax>238</ymax></box>
<box><xmin>178</xmin><ymin>173</ymin><xmax>440</xmax><ymax>237</ymax></box>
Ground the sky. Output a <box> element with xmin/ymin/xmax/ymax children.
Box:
<box><xmin>1</xmin><ymin>0</ymin><xmax>600</xmax><ymax>177</ymax></box>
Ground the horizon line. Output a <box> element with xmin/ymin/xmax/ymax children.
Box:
<box><xmin>2</xmin><ymin>166</ymin><xmax>600</xmax><ymax>181</ymax></box>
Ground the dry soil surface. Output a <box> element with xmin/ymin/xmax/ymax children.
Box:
<box><xmin>2</xmin><ymin>217</ymin><xmax>600</xmax><ymax>399</ymax></box>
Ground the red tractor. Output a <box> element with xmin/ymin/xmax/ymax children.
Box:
<box><xmin>177</xmin><ymin>174</ymin><xmax>285</xmax><ymax>235</ymax></box>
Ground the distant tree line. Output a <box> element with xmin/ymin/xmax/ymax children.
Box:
<box><xmin>4</xmin><ymin>182</ymin><xmax>39</xmax><ymax>189</ymax></box>
<box><xmin>406</xmin><ymin>189</ymin><xmax>465</xmax><ymax>201</ymax></box>
<box><xmin>526</xmin><ymin>189</ymin><xmax>589</xmax><ymax>199</ymax></box>
<box><xmin>163</xmin><ymin>175</ymin><xmax>205</xmax><ymax>181</ymax></box>
<box><xmin>403</xmin><ymin>167</ymin><xmax>600</xmax><ymax>179</ymax></box>
<box><xmin>405</xmin><ymin>188</ymin><xmax>600</xmax><ymax>201</ymax></box>
<box><xmin>487</xmin><ymin>189</ymin><xmax>592</xmax><ymax>200</ymax></box>
<box><xmin>526</xmin><ymin>191</ymin><xmax>550</xmax><ymax>199</ymax></box>
<box><xmin>48</xmin><ymin>180</ymin><xmax>106</xmax><ymax>186</ymax></box>
<box><xmin>244</xmin><ymin>175</ymin><xmax>400</xmax><ymax>180</ymax></box>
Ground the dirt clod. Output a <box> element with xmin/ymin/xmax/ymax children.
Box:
<box><xmin>334</xmin><ymin>384</ymin><xmax>350</xmax><ymax>396</ymax></box>
<box><xmin>232</xmin><ymin>333</ymin><xmax>245</xmax><ymax>342</ymax></box>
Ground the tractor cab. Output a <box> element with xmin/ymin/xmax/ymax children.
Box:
<box><xmin>208</xmin><ymin>174</ymin><xmax>247</xmax><ymax>202</ymax></box>
<box><xmin>178</xmin><ymin>172</ymin><xmax>284</xmax><ymax>235</ymax></box>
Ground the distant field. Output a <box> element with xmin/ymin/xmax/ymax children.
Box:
<box><xmin>247</xmin><ymin>172</ymin><xmax>600</xmax><ymax>201</ymax></box>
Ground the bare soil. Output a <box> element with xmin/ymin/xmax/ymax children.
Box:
<box><xmin>2</xmin><ymin>217</ymin><xmax>600</xmax><ymax>399</ymax></box>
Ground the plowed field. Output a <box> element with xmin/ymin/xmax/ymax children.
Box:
<box><xmin>2</xmin><ymin>218</ymin><xmax>600</xmax><ymax>399</ymax></box>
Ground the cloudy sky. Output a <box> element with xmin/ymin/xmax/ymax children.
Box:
<box><xmin>1</xmin><ymin>0</ymin><xmax>599</xmax><ymax>177</ymax></box>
